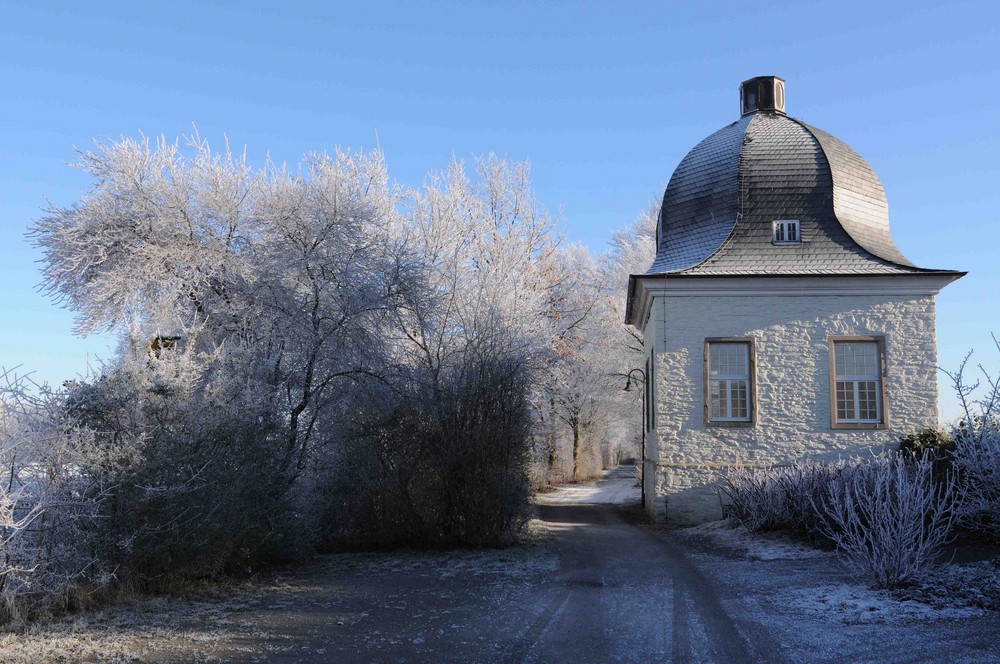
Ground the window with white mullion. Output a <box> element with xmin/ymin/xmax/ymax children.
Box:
<box><xmin>707</xmin><ymin>341</ymin><xmax>751</xmax><ymax>423</ymax></box>
<box><xmin>832</xmin><ymin>340</ymin><xmax>882</xmax><ymax>424</ymax></box>
<box><xmin>772</xmin><ymin>219</ymin><xmax>800</xmax><ymax>245</ymax></box>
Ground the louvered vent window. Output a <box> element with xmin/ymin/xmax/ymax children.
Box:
<box><xmin>772</xmin><ymin>219</ymin><xmax>800</xmax><ymax>244</ymax></box>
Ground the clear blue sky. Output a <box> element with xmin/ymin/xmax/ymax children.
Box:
<box><xmin>1</xmin><ymin>0</ymin><xmax>998</xmax><ymax>421</ymax></box>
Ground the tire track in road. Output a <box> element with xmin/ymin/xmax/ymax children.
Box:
<box><xmin>505</xmin><ymin>589</ymin><xmax>571</xmax><ymax>664</ymax></box>
<box><xmin>530</xmin><ymin>466</ymin><xmax>788</xmax><ymax>664</ymax></box>
<box><xmin>671</xmin><ymin>584</ymin><xmax>692</xmax><ymax>664</ymax></box>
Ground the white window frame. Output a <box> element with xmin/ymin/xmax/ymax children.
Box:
<box><xmin>704</xmin><ymin>339</ymin><xmax>755</xmax><ymax>427</ymax></box>
<box><xmin>829</xmin><ymin>336</ymin><xmax>888</xmax><ymax>429</ymax></box>
<box><xmin>772</xmin><ymin>219</ymin><xmax>801</xmax><ymax>245</ymax></box>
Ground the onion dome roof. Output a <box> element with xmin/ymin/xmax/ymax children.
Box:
<box><xmin>647</xmin><ymin>76</ymin><xmax>935</xmax><ymax>276</ymax></box>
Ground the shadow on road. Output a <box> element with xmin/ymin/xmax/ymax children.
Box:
<box><xmin>128</xmin><ymin>466</ymin><xmax>789</xmax><ymax>663</ymax></box>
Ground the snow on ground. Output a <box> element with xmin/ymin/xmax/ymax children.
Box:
<box><xmin>773</xmin><ymin>583</ymin><xmax>984</xmax><ymax>624</ymax></box>
<box><xmin>676</xmin><ymin>519</ymin><xmax>825</xmax><ymax>561</ymax></box>
<box><xmin>900</xmin><ymin>558</ymin><xmax>1000</xmax><ymax>612</ymax></box>
<box><xmin>678</xmin><ymin>517</ymin><xmax>1000</xmax><ymax>628</ymax></box>
<box><xmin>680</xmin><ymin>524</ymin><xmax>1000</xmax><ymax>662</ymax></box>
<box><xmin>0</xmin><ymin>520</ymin><xmax>559</xmax><ymax>663</ymax></box>
<box><xmin>535</xmin><ymin>465</ymin><xmax>640</xmax><ymax>505</ymax></box>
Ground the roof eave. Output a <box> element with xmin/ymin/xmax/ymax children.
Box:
<box><xmin>641</xmin><ymin>269</ymin><xmax>966</xmax><ymax>280</ymax></box>
<box><xmin>624</xmin><ymin>274</ymin><xmax>639</xmax><ymax>327</ymax></box>
<box><xmin>626</xmin><ymin>270</ymin><xmax>965</xmax><ymax>330</ymax></box>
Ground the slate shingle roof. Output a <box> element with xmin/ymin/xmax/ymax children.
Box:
<box><xmin>648</xmin><ymin>115</ymin><xmax>750</xmax><ymax>273</ymax></box>
<box><xmin>646</xmin><ymin>109</ymin><xmax>940</xmax><ymax>276</ymax></box>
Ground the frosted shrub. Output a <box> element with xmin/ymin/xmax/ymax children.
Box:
<box><xmin>724</xmin><ymin>454</ymin><xmax>959</xmax><ymax>587</ymax></box>
<box><xmin>778</xmin><ymin>460</ymin><xmax>853</xmax><ymax>538</ymax></box>
<box><xmin>0</xmin><ymin>483</ymin><xmax>43</xmax><ymax>621</ymax></box>
<box><xmin>720</xmin><ymin>465</ymin><xmax>793</xmax><ymax>532</ymax></box>
<box><xmin>65</xmin><ymin>350</ymin><xmax>300</xmax><ymax>587</ymax></box>
<box><xmin>325</xmin><ymin>349</ymin><xmax>533</xmax><ymax>549</ymax></box>
<box><xmin>945</xmin><ymin>341</ymin><xmax>1000</xmax><ymax>535</ymax></box>
<box><xmin>952</xmin><ymin>419</ymin><xmax>1000</xmax><ymax>533</ymax></box>
<box><xmin>0</xmin><ymin>371</ymin><xmax>110</xmax><ymax>623</ymax></box>
<box><xmin>721</xmin><ymin>459</ymin><xmax>849</xmax><ymax>538</ymax></box>
<box><xmin>814</xmin><ymin>453</ymin><xmax>960</xmax><ymax>589</ymax></box>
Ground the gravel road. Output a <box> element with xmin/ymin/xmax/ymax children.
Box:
<box><xmin>525</xmin><ymin>466</ymin><xmax>782</xmax><ymax>663</ymax></box>
<box><xmin>17</xmin><ymin>466</ymin><xmax>993</xmax><ymax>663</ymax></box>
<box><xmin>177</xmin><ymin>466</ymin><xmax>782</xmax><ymax>663</ymax></box>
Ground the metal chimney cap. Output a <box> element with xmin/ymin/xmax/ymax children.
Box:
<box><xmin>740</xmin><ymin>76</ymin><xmax>786</xmax><ymax>116</ymax></box>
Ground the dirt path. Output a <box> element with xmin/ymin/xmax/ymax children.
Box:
<box><xmin>524</xmin><ymin>466</ymin><xmax>781</xmax><ymax>663</ymax></box>
<box><xmin>0</xmin><ymin>466</ymin><xmax>777</xmax><ymax>663</ymax></box>
<box><xmin>13</xmin><ymin>466</ymin><xmax>941</xmax><ymax>663</ymax></box>
<box><xmin>152</xmin><ymin>466</ymin><xmax>778</xmax><ymax>663</ymax></box>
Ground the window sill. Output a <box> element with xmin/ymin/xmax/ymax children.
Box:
<box><xmin>705</xmin><ymin>420</ymin><xmax>756</xmax><ymax>428</ymax></box>
<box><xmin>831</xmin><ymin>422</ymin><xmax>887</xmax><ymax>430</ymax></box>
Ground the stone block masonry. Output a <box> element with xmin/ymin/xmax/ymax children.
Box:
<box><xmin>647</xmin><ymin>292</ymin><xmax>939</xmax><ymax>523</ymax></box>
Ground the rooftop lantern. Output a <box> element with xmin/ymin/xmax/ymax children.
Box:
<box><xmin>740</xmin><ymin>76</ymin><xmax>786</xmax><ymax>116</ymax></box>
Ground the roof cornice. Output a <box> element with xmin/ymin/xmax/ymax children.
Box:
<box><xmin>625</xmin><ymin>272</ymin><xmax>965</xmax><ymax>329</ymax></box>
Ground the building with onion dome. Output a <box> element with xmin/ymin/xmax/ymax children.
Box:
<box><xmin>625</xmin><ymin>76</ymin><xmax>964</xmax><ymax>523</ymax></box>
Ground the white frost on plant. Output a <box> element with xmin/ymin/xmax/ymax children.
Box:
<box><xmin>945</xmin><ymin>337</ymin><xmax>1000</xmax><ymax>534</ymax></box>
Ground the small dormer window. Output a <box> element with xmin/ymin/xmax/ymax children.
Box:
<box><xmin>773</xmin><ymin>219</ymin><xmax>800</xmax><ymax>244</ymax></box>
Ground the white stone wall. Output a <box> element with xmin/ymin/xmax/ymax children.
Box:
<box><xmin>646</xmin><ymin>292</ymin><xmax>940</xmax><ymax>524</ymax></box>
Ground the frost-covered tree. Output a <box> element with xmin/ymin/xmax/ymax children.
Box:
<box><xmin>31</xmin><ymin>136</ymin><xmax>417</xmax><ymax>579</ymax></box>
<box><xmin>596</xmin><ymin>203</ymin><xmax>658</xmax><ymax>460</ymax></box>
<box><xmin>537</xmin><ymin>244</ymin><xmax>612</xmax><ymax>480</ymax></box>
<box><xmin>389</xmin><ymin>156</ymin><xmax>562</xmax><ymax>378</ymax></box>
<box><xmin>0</xmin><ymin>370</ymin><xmax>112</xmax><ymax>621</ymax></box>
<box><xmin>33</xmin><ymin>137</ymin><xmax>411</xmax><ymax>487</ymax></box>
<box><xmin>25</xmin><ymin>130</ymin><xmax>650</xmax><ymax>578</ymax></box>
<box><xmin>602</xmin><ymin>202</ymin><xmax>657</xmax><ymax>355</ymax></box>
<box><xmin>325</xmin><ymin>156</ymin><xmax>567</xmax><ymax>545</ymax></box>
<box><xmin>526</xmin><ymin>202</ymin><xmax>658</xmax><ymax>483</ymax></box>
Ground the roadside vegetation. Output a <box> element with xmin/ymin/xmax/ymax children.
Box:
<box><xmin>0</xmin><ymin>136</ymin><xmax>653</xmax><ymax>625</ymax></box>
<box><xmin>7</xmin><ymin>131</ymin><xmax>996</xmax><ymax>632</ymax></box>
<box><xmin>721</xmin><ymin>340</ymin><xmax>1000</xmax><ymax>590</ymax></box>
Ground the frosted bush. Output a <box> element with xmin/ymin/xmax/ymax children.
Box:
<box><xmin>721</xmin><ymin>459</ymin><xmax>849</xmax><ymax>537</ymax></box>
<box><xmin>720</xmin><ymin>465</ymin><xmax>793</xmax><ymax>532</ymax></box>
<box><xmin>0</xmin><ymin>370</ymin><xmax>110</xmax><ymax>623</ymax></box>
<box><xmin>952</xmin><ymin>419</ymin><xmax>1000</xmax><ymax>532</ymax></box>
<box><xmin>945</xmin><ymin>341</ymin><xmax>1000</xmax><ymax>534</ymax></box>
<box><xmin>814</xmin><ymin>453</ymin><xmax>960</xmax><ymax>589</ymax></box>
<box><xmin>724</xmin><ymin>454</ymin><xmax>960</xmax><ymax>589</ymax></box>
<box><xmin>325</xmin><ymin>347</ymin><xmax>534</xmax><ymax>549</ymax></box>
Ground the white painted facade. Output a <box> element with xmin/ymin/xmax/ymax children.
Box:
<box><xmin>631</xmin><ymin>275</ymin><xmax>960</xmax><ymax>523</ymax></box>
